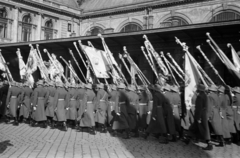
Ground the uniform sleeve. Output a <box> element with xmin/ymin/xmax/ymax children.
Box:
<box><xmin>136</xmin><ymin>95</ymin><xmax>140</xmax><ymax>112</ymax></box>
<box><xmin>6</xmin><ymin>88</ymin><xmax>12</xmax><ymax>106</ymax></box>
<box><xmin>44</xmin><ymin>89</ymin><xmax>50</xmax><ymax>107</ymax></box>
<box><xmin>151</xmin><ymin>93</ymin><xmax>157</xmax><ymax>118</ymax></box>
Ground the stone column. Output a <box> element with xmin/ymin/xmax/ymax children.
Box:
<box><xmin>12</xmin><ymin>7</ymin><xmax>19</xmax><ymax>42</ymax></box>
<box><xmin>35</xmin><ymin>13</ymin><xmax>42</xmax><ymax>40</ymax></box>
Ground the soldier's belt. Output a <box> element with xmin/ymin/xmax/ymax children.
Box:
<box><xmin>87</xmin><ymin>101</ymin><xmax>93</xmax><ymax>103</ymax></box>
<box><xmin>100</xmin><ymin>100</ymin><xmax>105</xmax><ymax>102</ymax></box>
<box><xmin>70</xmin><ymin>98</ymin><xmax>76</xmax><ymax>101</ymax></box>
<box><xmin>232</xmin><ymin>106</ymin><xmax>238</xmax><ymax>109</ymax></box>
<box><xmin>139</xmin><ymin>103</ymin><xmax>147</xmax><ymax>106</ymax></box>
<box><xmin>157</xmin><ymin>106</ymin><xmax>162</xmax><ymax>108</ymax></box>
<box><xmin>130</xmin><ymin>102</ymin><xmax>135</xmax><ymax>105</ymax></box>
<box><xmin>119</xmin><ymin>102</ymin><xmax>125</xmax><ymax>105</ymax></box>
<box><xmin>173</xmin><ymin>105</ymin><xmax>179</xmax><ymax>108</ymax></box>
<box><xmin>38</xmin><ymin>97</ymin><xmax>44</xmax><ymax>100</ymax></box>
<box><xmin>149</xmin><ymin>101</ymin><xmax>153</xmax><ymax>103</ymax></box>
<box><xmin>58</xmin><ymin>99</ymin><xmax>64</xmax><ymax>101</ymax></box>
<box><xmin>11</xmin><ymin>96</ymin><xmax>17</xmax><ymax>98</ymax></box>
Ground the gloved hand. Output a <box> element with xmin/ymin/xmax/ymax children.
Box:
<box><xmin>33</xmin><ymin>107</ymin><xmax>37</xmax><ymax>111</ymax></box>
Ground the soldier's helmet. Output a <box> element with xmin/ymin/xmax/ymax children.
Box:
<box><xmin>218</xmin><ymin>85</ymin><xmax>225</xmax><ymax>93</ymax></box>
<box><xmin>110</xmin><ymin>84</ymin><xmax>117</xmax><ymax>91</ymax></box>
<box><xmin>97</xmin><ymin>83</ymin><xmax>104</xmax><ymax>89</ymax></box>
<box><xmin>171</xmin><ymin>85</ymin><xmax>179</xmax><ymax>93</ymax></box>
<box><xmin>85</xmin><ymin>83</ymin><xmax>92</xmax><ymax>89</ymax></box>
<box><xmin>127</xmin><ymin>85</ymin><xmax>136</xmax><ymax>91</ymax></box>
<box><xmin>208</xmin><ymin>84</ymin><xmax>218</xmax><ymax>92</ymax></box>
<box><xmin>197</xmin><ymin>84</ymin><xmax>207</xmax><ymax>92</ymax></box>
<box><xmin>233</xmin><ymin>87</ymin><xmax>240</xmax><ymax>94</ymax></box>
<box><xmin>56</xmin><ymin>82</ymin><xmax>64</xmax><ymax>87</ymax></box>
<box><xmin>117</xmin><ymin>83</ymin><xmax>126</xmax><ymax>89</ymax></box>
<box><xmin>36</xmin><ymin>80</ymin><xmax>44</xmax><ymax>86</ymax></box>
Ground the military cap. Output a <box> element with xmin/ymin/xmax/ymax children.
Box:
<box><xmin>171</xmin><ymin>85</ymin><xmax>179</xmax><ymax>93</ymax></box>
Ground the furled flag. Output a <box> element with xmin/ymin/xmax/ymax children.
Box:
<box><xmin>81</xmin><ymin>44</ymin><xmax>109</xmax><ymax>78</ymax></box>
<box><xmin>184</xmin><ymin>53</ymin><xmax>202</xmax><ymax>110</ymax></box>
<box><xmin>230</xmin><ymin>44</ymin><xmax>240</xmax><ymax>72</ymax></box>
<box><xmin>0</xmin><ymin>55</ymin><xmax>6</xmax><ymax>72</ymax></box>
<box><xmin>26</xmin><ymin>49</ymin><xmax>38</xmax><ymax>76</ymax></box>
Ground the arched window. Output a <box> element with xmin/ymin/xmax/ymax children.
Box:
<box><xmin>89</xmin><ymin>27</ymin><xmax>104</xmax><ymax>36</ymax></box>
<box><xmin>0</xmin><ymin>7</ymin><xmax>7</xmax><ymax>39</ymax></box>
<box><xmin>44</xmin><ymin>20</ymin><xmax>53</xmax><ymax>40</ymax></box>
<box><xmin>210</xmin><ymin>10</ymin><xmax>240</xmax><ymax>22</ymax></box>
<box><xmin>120</xmin><ymin>23</ymin><xmax>142</xmax><ymax>33</ymax></box>
<box><xmin>160</xmin><ymin>16</ymin><xmax>189</xmax><ymax>28</ymax></box>
<box><xmin>22</xmin><ymin>14</ymin><xmax>32</xmax><ymax>42</ymax></box>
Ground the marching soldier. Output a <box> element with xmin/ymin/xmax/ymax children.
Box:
<box><xmin>76</xmin><ymin>83</ymin><xmax>86</xmax><ymax>129</ymax></box>
<box><xmin>95</xmin><ymin>83</ymin><xmax>109</xmax><ymax>133</ymax></box>
<box><xmin>0</xmin><ymin>81</ymin><xmax>8</xmax><ymax>119</ymax></box>
<box><xmin>207</xmin><ymin>84</ymin><xmax>224</xmax><ymax>147</ymax></box>
<box><xmin>32</xmin><ymin>80</ymin><xmax>48</xmax><ymax>128</ymax></box>
<box><xmin>144</xmin><ymin>84</ymin><xmax>169</xmax><ymax>144</ymax></box>
<box><xmin>112</xmin><ymin>83</ymin><xmax>130</xmax><ymax>139</ymax></box>
<box><xmin>218</xmin><ymin>86</ymin><xmax>231</xmax><ymax>143</ymax></box>
<box><xmin>138</xmin><ymin>85</ymin><xmax>150</xmax><ymax>132</ymax></box>
<box><xmin>107</xmin><ymin>84</ymin><xmax>118</xmax><ymax>127</ymax></box>
<box><xmin>53</xmin><ymin>82</ymin><xmax>69</xmax><ymax>131</ymax></box>
<box><xmin>126</xmin><ymin>84</ymin><xmax>140</xmax><ymax>137</ymax></box>
<box><xmin>163</xmin><ymin>84</ymin><xmax>177</xmax><ymax>141</ymax></box>
<box><xmin>232</xmin><ymin>87</ymin><xmax>240</xmax><ymax>145</ymax></box>
<box><xmin>192</xmin><ymin>84</ymin><xmax>212</xmax><ymax>150</ymax></box>
<box><xmin>19</xmin><ymin>82</ymin><xmax>33</xmax><ymax>124</ymax></box>
<box><xmin>5</xmin><ymin>81</ymin><xmax>22</xmax><ymax>125</ymax></box>
<box><xmin>78</xmin><ymin>83</ymin><xmax>96</xmax><ymax>134</ymax></box>
<box><xmin>225</xmin><ymin>86</ymin><xmax>236</xmax><ymax>144</ymax></box>
<box><xmin>66</xmin><ymin>83</ymin><xmax>79</xmax><ymax>128</ymax></box>
<box><xmin>170</xmin><ymin>85</ymin><xmax>183</xmax><ymax>140</ymax></box>
<box><xmin>45</xmin><ymin>81</ymin><xmax>56</xmax><ymax>127</ymax></box>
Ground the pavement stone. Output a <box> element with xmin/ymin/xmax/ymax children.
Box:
<box><xmin>0</xmin><ymin>122</ymin><xmax>240</xmax><ymax>158</ymax></box>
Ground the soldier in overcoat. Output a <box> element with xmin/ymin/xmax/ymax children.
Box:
<box><xmin>207</xmin><ymin>84</ymin><xmax>224</xmax><ymax>146</ymax></box>
<box><xmin>19</xmin><ymin>82</ymin><xmax>33</xmax><ymax>123</ymax></box>
<box><xmin>5</xmin><ymin>81</ymin><xmax>22</xmax><ymax>125</ymax></box>
<box><xmin>31</xmin><ymin>80</ymin><xmax>48</xmax><ymax>128</ymax></box>
<box><xmin>53</xmin><ymin>82</ymin><xmax>69</xmax><ymax>131</ymax></box>
<box><xmin>112</xmin><ymin>83</ymin><xmax>130</xmax><ymax>139</ymax></box>
<box><xmin>95</xmin><ymin>83</ymin><xmax>109</xmax><ymax>132</ymax></box>
<box><xmin>76</xmin><ymin>83</ymin><xmax>86</xmax><ymax>129</ymax></box>
<box><xmin>66</xmin><ymin>83</ymin><xmax>79</xmax><ymax>128</ymax></box>
<box><xmin>45</xmin><ymin>81</ymin><xmax>56</xmax><ymax>127</ymax></box>
<box><xmin>218</xmin><ymin>86</ymin><xmax>231</xmax><ymax>140</ymax></box>
<box><xmin>144</xmin><ymin>84</ymin><xmax>169</xmax><ymax>144</ymax></box>
<box><xmin>232</xmin><ymin>87</ymin><xmax>240</xmax><ymax>145</ymax></box>
<box><xmin>107</xmin><ymin>84</ymin><xmax>118</xmax><ymax>126</ymax></box>
<box><xmin>78</xmin><ymin>83</ymin><xmax>97</xmax><ymax>134</ymax></box>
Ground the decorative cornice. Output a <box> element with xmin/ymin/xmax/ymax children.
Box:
<box><xmin>80</xmin><ymin>0</ymin><xmax>212</xmax><ymax>19</ymax></box>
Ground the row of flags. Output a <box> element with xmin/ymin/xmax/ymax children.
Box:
<box><xmin>0</xmin><ymin>33</ymin><xmax>239</xmax><ymax>110</ymax></box>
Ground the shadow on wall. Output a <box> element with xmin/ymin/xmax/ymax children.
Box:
<box><xmin>0</xmin><ymin>140</ymin><xmax>13</xmax><ymax>154</ymax></box>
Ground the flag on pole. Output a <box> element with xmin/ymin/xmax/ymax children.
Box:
<box><xmin>81</xmin><ymin>44</ymin><xmax>109</xmax><ymax>78</ymax></box>
<box><xmin>26</xmin><ymin>49</ymin><xmax>38</xmax><ymax>76</ymax></box>
<box><xmin>16</xmin><ymin>51</ymin><xmax>27</xmax><ymax>80</ymax></box>
<box><xmin>230</xmin><ymin>45</ymin><xmax>240</xmax><ymax>72</ymax></box>
<box><xmin>0</xmin><ymin>56</ymin><xmax>6</xmax><ymax>72</ymax></box>
<box><xmin>184</xmin><ymin>53</ymin><xmax>202</xmax><ymax>109</ymax></box>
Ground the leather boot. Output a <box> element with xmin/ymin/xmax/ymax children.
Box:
<box><xmin>13</xmin><ymin>117</ymin><xmax>19</xmax><ymax>126</ymax></box>
<box><xmin>202</xmin><ymin>144</ymin><xmax>213</xmax><ymax>150</ymax></box>
<box><xmin>63</xmin><ymin>122</ymin><xmax>68</xmax><ymax>131</ymax></box>
<box><xmin>92</xmin><ymin>126</ymin><xmax>96</xmax><ymax>135</ymax></box>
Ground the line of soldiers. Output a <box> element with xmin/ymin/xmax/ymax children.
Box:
<box><xmin>0</xmin><ymin>80</ymin><xmax>240</xmax><ymax>149</ymax></box>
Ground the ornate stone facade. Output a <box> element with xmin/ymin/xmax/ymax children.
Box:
<box><xmin>0</xmin><ymin>0</ymin><xmax>240</xmax><ymax>43</ymax></box>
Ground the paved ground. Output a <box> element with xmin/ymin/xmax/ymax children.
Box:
<box><xmin>0</xmin><ymin>121</ymin><xmax>239</xmax><ymax>158</ymax></box>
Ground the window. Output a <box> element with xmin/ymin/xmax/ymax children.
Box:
<box><xmin>89</xmin><ymin>27</ymin><xmax>103</xmax><ymax>36</ymax></box>
<box><xmin>120</xmin><ymin>23</ymin><xmax>142</xmax><ymax>33</ymax></box>
<box><xmin>68</xmin><ymin>23</ymin><xmax>71</xmax><ymax>32</ymax></box>
<box><xmin>210</xmin><ymin>10</ymin><xmax>240</xmax><ymax>22</ymax></box>
<box><xmin>22</xmin><ymin>15</ymin><xmax>32</xmax><ymax>42</ymax></box>
<box><xmin>44</xmin><ymin>20</ymin><xmax>53</xmax><ymax>40</ymax></box>
<box><xmin>160</xmin><ymin>16</ymin><xmax>188</xmax><ymax>28</ymax></box>
<box><xmin>0</xmin><ymin>8</ymin><xmax>7</xmax><ymax>39</ymax></box>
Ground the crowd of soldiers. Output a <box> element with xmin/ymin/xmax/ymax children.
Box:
<box><xmin>0</xmin><ymin>80</ymin><xmax>240</xmax><ymax>150</ymax></box>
